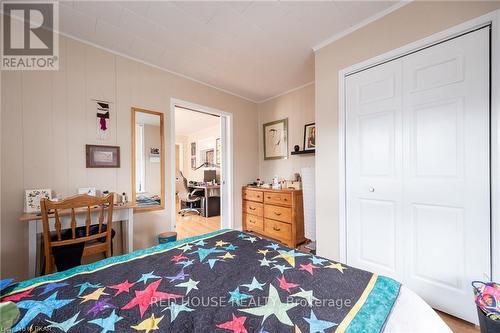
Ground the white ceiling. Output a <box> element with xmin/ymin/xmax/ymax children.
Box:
<box><xmin>175</xmin><ymin>107</ymin><xmax>220</xmax><ymax>136</ymax></box>
<box><xmin>58</xmin><ymin>1</ymin><xmax>401</xmax><ymax>102</ymax></box>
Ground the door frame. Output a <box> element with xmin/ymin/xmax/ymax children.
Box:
<box><xmin>168</xmin><ymin>98</ymin><xmax>234</xmax><ymax>230</ymax></box>
<box><xmin>337</xmin><ymin>9</ymin><xmax>500</xmax><ymax>281</ymax></box>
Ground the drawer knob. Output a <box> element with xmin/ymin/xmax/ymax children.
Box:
<box><xmin>274</xmin><ymin>212</ymin><xmax>282</xmax><ymax>216</ymax></box>
<box><xmin>249</xmin><ymin>207</ymin><xmax>256</xmax><ymax>211</ymax></box>
<box><xmin>273</xmin><ymin>226</ymin><xmax>281</xmax><ymax>231</ymax></box>
<box><xmin>267</xmin><ymin>196</ymin><xmax>271</xmax><ymax>199</ymax></box>
<box><xmin>249</xmin><ymin>220</ymin><xmax>255</xmax><ymax>224</ymax></box>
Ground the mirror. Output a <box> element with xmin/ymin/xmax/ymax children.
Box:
<box><xmin>132</xmin><ymin>108</ymin><xmax>165</xmax><ymax>211</ymax></box>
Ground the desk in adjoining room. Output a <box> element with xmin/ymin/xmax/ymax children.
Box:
<box><xmin>19</xmin><ymin>203</ymin><xmax>135</xmax><ymax>278</ymax></box>
<box><xmin>189</xmin><ymin>184</ymin><xmax>220</xmax><ymax>217</ymax></box>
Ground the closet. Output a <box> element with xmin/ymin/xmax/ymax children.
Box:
<box><xmin>345</xmin><ymin>27</ymin><xmax>490</xmax><ymax>322</ymax></box>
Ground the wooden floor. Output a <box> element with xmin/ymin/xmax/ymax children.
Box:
<box><xmin>175</xmin><ymin>213</ymin><xmax>220</xmax><ymax>240</ymax></box>
<box><xmin>437</xmin><ymin>311</ymin><xmax>479</xmax><ymax>333</ymax></box>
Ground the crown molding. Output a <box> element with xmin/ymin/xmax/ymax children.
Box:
<box><xmin>313</xmin><ymin>1</ymin><xmax>412</xmax><ymax>52</ymax></box>
<box><xmin>257</xmin><ymin>81</ymin><xmax>314</xmax><ymax>104</ymax></box>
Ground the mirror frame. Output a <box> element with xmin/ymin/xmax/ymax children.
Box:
<box><xmin>131</xmin><ymin>107</ymin><xmax>165</xmax><ymax>212</ymax></box>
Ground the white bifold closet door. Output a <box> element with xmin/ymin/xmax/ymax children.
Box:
<box><xmin>346</xmin><ymin>27</ymin><xmax>490</xmax><ymax>323</ymax></box>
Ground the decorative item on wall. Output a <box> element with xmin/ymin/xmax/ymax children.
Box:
<box><xmin>190</xmin><ymin>142</ymin><xmax>196</xmax><ymax>156</ymax></box>
<box><xmin>202</xmin><ymin>149</ymin><xmax>215</xmax><ymax>165</ymax></box>
<box><xmin>190</xmin><ymin>142</ymin><xmax>196</xmax><ymax>170</ymax></box>
<box><xmin>263</xmin><ymin>118</ymin><xmax>288</xmax><ymax>160</ymax></box>
<box><xmin>303</xmin><ymin>123</ymin><xmax>316</xmax><ymax>151</ymax></box>
<box><xmin>191</xmin><ymin>157</ymin><xmax>196</xmax><ymax>170</ymax></box>
<box><xmin>95</xmin><ymin>101</ymin><xmax>110</xmax><ymax>140</ymax></box>
<box><xmin>78</xmin><ymin>187</ymin><xmax>96</xmax><ymax>196</ymax></box>
<box><xmin>86</xmin><ymin>144</ymin><xmax>120</xmax><ymax>168</ymax></box>
<box><xmin>216</xmin><ymin>138</ymin><xmax>221</xmax><ymax>166</ymax></box>
<box><xmin>24</xmin><ymin>189</ymin><xmax>52</xmax><ymax>213</ymax></box>
<box><xmin>149</xmin><ymin>147</ymin><xmax>160</xmax><ymax>162</ymax></box>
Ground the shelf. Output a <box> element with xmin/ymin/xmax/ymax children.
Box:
<box><xmin>291</xmin><ymin>149</ymin><xmax>315</xmax><ymax>155</ymax></box>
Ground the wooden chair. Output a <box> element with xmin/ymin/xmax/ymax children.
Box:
<box><xmin>40</xmin><ymin>193</ymin><xmax>114</xmax><ymax>275</ymax></box>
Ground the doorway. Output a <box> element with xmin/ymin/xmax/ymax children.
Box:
<box><xmin>169</xmin><ymin>99</ymin><xmax>233</xmax><ymax>240</ymax></box>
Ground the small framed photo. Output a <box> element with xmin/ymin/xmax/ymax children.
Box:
<box><xmin>263</xmin><ymin>118</ymin><xmax>288</xmax><ymax>160</ymax></box>
<box><xmin>149</xmin><ymin>147</ymin><xmax>160</xmax><ymax>163</ymax></box>
<box><xmin>78</xmin><ymin>187</ymin><xmax>96</xmax><ymax>196</ymax></box>
<box><xmin>24</xmin><ymin>189</ymin><xmax>52</xmax><ymax>213</ymax></box>
<box><xmin>303</xmin><ymin>123</ymin><xmax>316</xmax><ymax>151</ymax></box>
<box><xmin>86</xmin><ymin>144</ymin><xmax>120</xmax><ymax>168</ymax></box>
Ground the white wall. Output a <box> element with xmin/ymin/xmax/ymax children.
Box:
<box><xmin>314</xmin><ymin>1</ymin><xmax>500</xmax><ymax>261</ymax></box>
<box><xmin>1</xmin><ymin>35</ymin><xmax>258</xmax><ymax>280</ymax></box>
<box><xmin>257</xmin><ymin>84</ymin><xmax>315</xmax><ymax>182</ymax></box>
<box><xmin>180</xmin><ymin>125</ymin><xmax>220</xmax><ymax>182</ymax></box>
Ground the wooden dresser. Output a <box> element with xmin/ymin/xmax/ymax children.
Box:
<box><xmin>242</xmin><ymin>186</ymin><xmax>305</xmax><ymax>247</ymax></box>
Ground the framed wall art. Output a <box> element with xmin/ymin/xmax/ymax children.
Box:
<box><xmin>303</xmin><ymin>123</ymin><xmax>316</xmax><ymax>151</ymax></box>
<box><xmin>263</xmin><ymin>118</ymin><xmax>288</xmax><ymax>160</ymax></box>
<box><xmin>86</xmin><ymin>145</ymin><xmax>120</xmax><ymax>168</ymax></box>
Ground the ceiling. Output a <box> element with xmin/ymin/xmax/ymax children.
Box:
<box><xmin>58</xmin><ymin>1</ymin><xmax>401</xmax><ymax>102</ymax></box>
<box><xmin>175</xmin><ymin>107</ymin><xmax>220</xmax><ymax>136</ymax></box>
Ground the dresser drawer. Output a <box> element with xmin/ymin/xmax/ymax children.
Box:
<box><xmin>264</xmin><ymin>192</ymin><xmax>292</xmax><ymax>207</ymax></box>
<box><xmin>244</xmin><ymin>214</ymin><xmax>263</xmax><ymax>232</ymax></box>
<box><xmin>243</xmin><ymin>189</ymin><xmax>263</xmax><ymax>203</ymax></box>
<box><xmin>264</xmin><ymin>204</ymin><xmax>292</xmax><ymax>223</ymax></box>
<box><xmin>243</xmin><ymin>200</ymin><xmax>263</xmax><ymax>216</ymax></box>
<box><xmin>264</xmin><ymin>219</ymin><xmax>291</xmax><ymax>242</ymax></box>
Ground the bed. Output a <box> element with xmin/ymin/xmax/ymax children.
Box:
<box><xmin>1</xmin><ymin>229</ymin><xmax>451</xmax><ymax>332</ymax></box>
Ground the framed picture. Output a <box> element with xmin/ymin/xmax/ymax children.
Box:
<box><xmin>263</xmin><ymin>118</ymin><xmax>288</xmax><ymax>160</ymax></box>
<box><xmin>190</xmin><ymin>142</ymin><xmax>196</xmax><ymax>157</ymax></box>
<box><xmin>78</xmin><ymin>187</ymin><xmax>96</xmax><ymax>196</ymax></box>
<box><xmin>24</xmin><ymin>189</ymin><xmax>52</xmax><ymax>213</ymax></box>
<box><xmin>149</xmin><ymin>147</ymin><xmax>160</xmax><ymax>163</ymax></box>
<box><xmin>86</xmin><ymin>145</ymin><xmax>120</xmax><ymax>168</ymax></box>
<box><xmin>191</xmin><ymin>156</ymin><xmax>196</xmax><ymax>170</ymax></box>
<box><xmin>216</xmin><ymin>138</ymin><xmax>221</xmax><ymax>166</ymax></box>
<box><xmin>303</xmin><ymin>123</ymin><xmax>316</xmax><ymax>151</ymax></box>
<box><xmin>202</xmin><ymin>148</ymin><xmax>215</xmax><ymax>165</ymax></box>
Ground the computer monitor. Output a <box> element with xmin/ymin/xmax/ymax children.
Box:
<box><xmin>204</xmin><ymin>170</ymin><xmax>217</xmax><ymax>183</ymax></box>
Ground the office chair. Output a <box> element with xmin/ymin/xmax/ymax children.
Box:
<box><xmin>175</xmin><ymin>170</ymin><xmax>203</xmax><ymax>216</ymax></box>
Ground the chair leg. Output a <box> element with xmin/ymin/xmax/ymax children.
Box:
<box><xmin>44</xmin><ymin>255</ymin><xmax>53</xmax><ymax>275</ymax></box>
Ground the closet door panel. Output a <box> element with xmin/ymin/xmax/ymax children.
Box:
<box><xmin>346</xmin><ymin>60</ymin><xmax>404</xmax><ymax>281</ymax></box>
<box><xmin>402</xmin><ymin>28</ymin><xmax>490</xmax><ymax>323</ymax></box>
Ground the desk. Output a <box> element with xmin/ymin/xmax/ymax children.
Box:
<box><xmin>19</xmin><ymin>203</ymin><xmax>135</xmax><ymax>278</ymax></box>
<box><xmin>190</xmin><ymin>184</ymin><xmax>220</xmax><ymax>217</ymax></box>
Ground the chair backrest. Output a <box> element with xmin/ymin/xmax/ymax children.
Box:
<box><xmin>175</xmin><ymin>170</ymin><xmax>190</xmax><ymax>201</ymax></box>
<box><xmin>40</xmin><ymin>193</ymin><xmax>114</xmax><ymax>249</ymax></box>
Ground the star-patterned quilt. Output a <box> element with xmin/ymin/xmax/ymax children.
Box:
<box><xmin>1</xmin><ymin>229</ymin><xmax>400</xmax><ymax>333</ymax></box>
